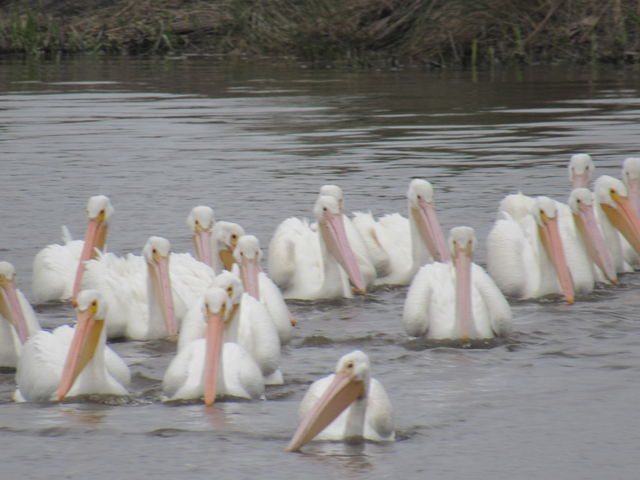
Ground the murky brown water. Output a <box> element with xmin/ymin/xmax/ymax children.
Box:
<box><xmin>1</xmin><ymin>57</ymin><xmax>640</xmax><ymax>479</ymax></box>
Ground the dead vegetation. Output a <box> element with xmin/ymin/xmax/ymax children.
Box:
<box><xmin>1</xmin><ymin>0</ymin><xmax>639</xmax><ymax>67</ymax></box>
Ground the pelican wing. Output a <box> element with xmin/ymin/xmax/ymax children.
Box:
<box><xmin>363</xmin><ymin>378</ymin><xmax>395</xmax><ymax>441</ymax></box>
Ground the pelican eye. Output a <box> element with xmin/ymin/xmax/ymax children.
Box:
<box><xmin>346</xmin><ymin>361</ymin><xmax>354</xmax><ymax>369</ymax></box>
<box><xmin>610</xmin><ymin>188</ymin><xmax>616</xmax><ymax>195</ymax></box>
<box><xmin>195</xmin><ymin>219</ymin><xmax>199</xmax><ymax>225</ymax></box>
<box><xmin>100</xmin><ymin>209</ymin><xmax>105</xmax><ymax>215</ymax></box>
<box><xmin>231</xmin><ymin>234</ymin><xmax>237</xmax><ymax>239</ymax></box>
<box><xmin>152</xmin><ymin>248</ymin><xmax>157</xmax><ymax>254</ymax></box>
<box><xmin>91</xmin><ymin>300</ymin><xmax>97</xmax><ymax>307</ymax></box>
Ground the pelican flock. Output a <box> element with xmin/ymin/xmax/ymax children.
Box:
<box><xmin>3</xmin><ymin>153</ymin><xmax>640</xmax><ymax>453</ymax></box>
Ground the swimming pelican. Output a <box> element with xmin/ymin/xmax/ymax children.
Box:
<box><xmin>0</xmin><ymin>262</ymin><xmax>41</xmax><ymax>368</ymax></box>
<box><xmin>285</xmin><ymin>350</ymin><xmax>394</xmax><ymax>452</ymax></box>
<box><xmin>268</xmin><ymin>195</ymin><xmax>366</xmax><ymax>300</ymax></box>
<box><xmin>233</xmin><ymin>235</ymin><xmax>294</xmax><ymax>344</ymax></box>
<box><xmin>178</xmin><ymin>272</ymin><xmax>283</xmax><ymax>385</ymax></box>
<box><xmin>352</xmin><ymin>179</ymin><xmax>450</xmax><ymax>286</ymax></box>
<box><xmin>14</xmin><ymin>289</ymin><xmax>130</xmax><ymax>402</ymax></box>
<box><xmin>318</xmin><ymin>185</ymin><xmax>379</xmax><ymax>286</ymax></box>
<box><xmin>82</xmin><ymin>236</ymin><xmax>214</xmax><ymax>340</ymax></box>
<box><xmin>403</xmin><ymin>226</ymin><xmax>512</xmax><ymax>340</ymax></box>
<box><xmin>163</xmin><ymin>287</ymin><xmax>264</xmax><ymax>404</ymax></box>
<box><xmin>594</xmin><ymin>175</ymin><xmax>640</xmax><ymax>271</ymax></box>
<box><xmin>32</xmin><ymin>195</ymin><xmax>113</xmax><ymax>304</ymax></box>
<box><xmin>487</xmin><ymin>195</ymin><xmax>575</xmax><ymax>303</ymax></box>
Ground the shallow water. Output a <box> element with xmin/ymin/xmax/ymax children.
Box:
<box><xmin>1</xmin><ymin>57</ymin><xmax>640</xmax><ymax>479</ymax></box>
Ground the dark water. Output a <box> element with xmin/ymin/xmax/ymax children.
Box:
<box><xmin>1</xmin><ymin>57</ymin><xmax>640</xmax><ymax>479</ymax></box>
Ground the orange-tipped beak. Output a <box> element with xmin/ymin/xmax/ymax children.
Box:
<box><xmin>539</xmin><ymin>216</ymin><xmax>575</xmax><ymax>304</ymax></box>
<box><xmin>0</xmin><ymin>278</ymin><xmax>30</xmax><ymax>343</ymax></box>
<box><xmin>412</xmin><ymin>198</ymin><xmax>450</xmax><ymax>263</ymax></box>
<box><xmin>58</xmin><ymin>306</ymin><xmax>104</xmax><ymax>401</ymax></box>
<box><xmin>71</xmin><ymin>217</ymin><xmax>108</xmax><ymax>304</ymax></box>
<box><xmin>203</xmin><ymin>305</ymin><xmax>225</xmax><ymax>406</ymax></box>
<box><xmin>285</xmin><ymin>371</ymin><xmax>365</xmax><ymax>452</ymax></box>
<box><xmin>321</xmin><ymin>211</ymin><xmax>366</xmax><ymax>294</ymax></box>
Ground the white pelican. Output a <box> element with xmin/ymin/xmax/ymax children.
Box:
<box><xmin>352</xmin><ymin>179</ymin><xmax>450</xmax><ymax>286</ymax></box>
<box><xmin>14</xmin><ymin>289</ymin><xmax>130</xmax><ymax>402</ymax></box>
<box><xmin>487</xmin><ymin>195</ymin><xmax>575</xmax><ymax>303</ymax></box>
<box><xmin>233</xmin><ymin>234</ymin><xmax>294</xmax><ymax>345</ymax></box>
<box><xmin>163</xmin><ymin>287</ymin><xmax>264</xmax><ymax>404</ymax></box>
<box><xmin>268</xmin><ymin>195</ymin><xmax>367</xmax><ymax>300</ymax></box>
<box><xmin>318</xmin><ymin>185</ymin><xmax>379</xmax><ymax>286</ymax></box>
<box><xmin>0</xmin><ymin>262</ymin><xmax>41</xmax><ymax>368</ymax></box>
<box><xmin>403</xmin><ymin>226</ymin><xmax>512</xmax><ymax>340</ymax></box>
<box><xmin>565</xmin><ymin>188</ymin><xmax>617</xmax><ymax>285</ymax></box>
<box><xmin>82</xmin><ymin>236</ymin><xmax>214</xmax><ymax>340</ymax></box>
<box><xmin>594</xmin><ymin>175</ymin><xmax>640</xmax><ymax>271</ymax></box>
<box><xmin>285</xmin><ymin>350</ymin><xmax>394</xmax><ymax>452</ymax></box>
<box><xmin>32</xmin><ymin>195</ymin><xmax>113</xmax><ymax>304</ymax></box>
<box><xmin>178</xmin><ymin>272</ymin><xmax>283</xmax><ymax>385</ymax></box>
<box><xmin>568</xmin><ymin>153</ymin><xmax>595</xmax><ymax>189</ymax></box>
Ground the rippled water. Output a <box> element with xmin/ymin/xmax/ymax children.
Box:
<box><xmin>1</xmin><ymin>57</ymin><xmax>640</xmax><ymax>479</ymax></box>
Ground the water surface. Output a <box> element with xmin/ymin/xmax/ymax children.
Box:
<box><xmin>1</xmin><ymin>57</ymin><xmax>639</xmax><ymax>479</ymax></box>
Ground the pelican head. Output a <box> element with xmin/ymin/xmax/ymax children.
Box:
<box><xmin>213</xmin><ymin>221</ymin><xmax>245</xmax><ymax>271</ymax></box>
<box><xmin>0</xmin><ymin>261</ymin><xmax>30</xmax><ymax>343</ymax></box>
<box><xmin>202</xmin><ymin>286</ymin><xmax>229</xmax><ymax>406</ymax></box>
<box><xmin>212</xmin><ymin>271</ymin><xmax>243</xmax><ymax>324</ymax></box>
<box><xmin>568</xmin><ymin>153</ymin><xmax>594</xmax><ymax>189</ymax></box>
<box><xmin>187</xmin><ymin>205</ymin><xmax>215</xmax><ymax>268</ymax></box>
<box><xmin>71</xmin><ymin>195</ymin><xmax>114</xmax><ymax>304</ymax></box>
<box><xmin>143</xmin><ymin>236</ymin><xmax>178</xmax><ymax>338</ymax></box>
<box><xmin>314</xmin><ymin>195</ymin><xmax>366</xmax><ymax>295</ymax></box>
<box><xmin>233</xmin><ymin>235</ymin><xmax>263</xmax><ymax>299</ymax></box>
<box><xmin>319</xmin><ymin>185</ymin><xmax>344</xmax><ymax>213</ymax></box>
<box><xmin>532</xmin><ymin>197</ymin><xmax>575</xmax><ymax>304</ymax></box>
<box><xmin>285</xmin><ymin>350</ymin><xmax>371</xmax><ymax>452</ymax></box>
<box><xmin>568</xmin><ymin>188</ymin><xmax>617</xmax><ymax>283</ymax></box>
<box><xmin>58</xmin><ymin>289</ymin><xmax>107</xmax><ymax>401</ymax></box>
<box><xmin>449</xmin><ymin>227</ymin><xmax>476</xmax><ymax>340</ymax></box>
<box><xmin>622</xmin><ymin>157</ymin><xmax>640</xmax><ymax>215</ymax></box>
<box><xmin>595</xmin><ymin>175</ymin><xmax>640</xmax><ymax>255</ymax></box>
<box><xmin>407</xmin><ymin>179</ymin><xmax>450</xmax><ymax>262</ymax></box>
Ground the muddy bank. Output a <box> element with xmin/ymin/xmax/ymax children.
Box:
<box><xmin>1</xmin><ymin>0</ymin><xmax>639</xmax><ymax>68</ymax></box>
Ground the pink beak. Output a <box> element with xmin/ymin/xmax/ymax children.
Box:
<box><xmin>413</xmin><ymin>198</ymin><xmax>450</xmax><ymax>262</ymax></box>
<box><xmin>239</xmin><ymin>257</ymin><xmax>261</xmax><ymax>300</ymax></box>
<box><xmin>321</xmin><ymin>211</ymin><xmax>366</xmax><ymax>294</ymax></box>
<box><xmin>72</xmin><ymin>218</ymin><xmax>108</xmax><ymax>304</ymax></box>
<box><xmin>203</xmin><ymin>306</ymin><xmax>225</xmax><ymax>406</ymax></box>
<box><xmin>573</xmin><ymin>203</ymin><xmax>617</xmax><ymax>284</ymax></box>
<box><xmin>0</xmin><ymin>279</ymin><xmax>30</xmax><ymax>343</ymax></box>
<box><xmin>538</xmin><ymin>217</ymin><xmax>575</xmax><ymax>304</ymax></box>
<box><xmin>147</xmin><ymin>255</ymin><xmax>178</xmax><ymax>338</ymax></box>
<box><xmin>58</xmin><ymin>307</ymin><xmax>104</xmax><ymax>401</ymax></box>
<box><xmin>193</xmin><ymin>228</ymin><xmax>213</xmax><ymax>268</ymax></box>
<box><xmin>453</xmin><ymin>242</ymin><xmax>474</xmax><ymax>340</ymax></box>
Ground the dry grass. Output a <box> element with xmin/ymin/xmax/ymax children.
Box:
<box><xmin>1</xmin><ymin>0</ymin><xmax>639</xmax><ymax>66</ymax></box>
